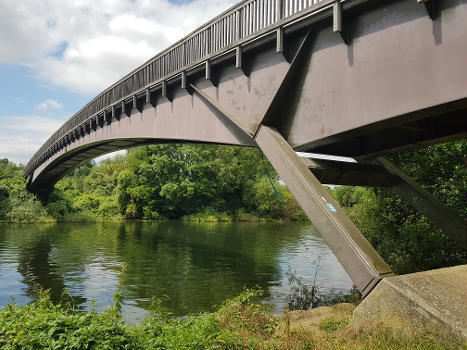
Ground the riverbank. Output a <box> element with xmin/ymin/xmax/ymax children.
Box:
<box><xmin>0</xmin><ymin>211</ymin><xmax>307</xmax><ymax>224</ymax></box>
<box><xmin>0</xmin><ymin>289</ymin><xmax>458</xmax><ymax>350</ymax></box>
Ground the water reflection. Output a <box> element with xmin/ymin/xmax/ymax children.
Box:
<box><xmin>0</xmin><ymin>222</ymin><xmax>353</xmax><ymax>322</ymax></box>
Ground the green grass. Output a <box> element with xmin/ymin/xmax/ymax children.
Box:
<box><xmin>319</xmin><ymin>318</ymin><xmax>350</xmax><ymax>333</ymax></box>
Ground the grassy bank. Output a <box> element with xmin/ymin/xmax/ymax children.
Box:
<box><xmin>0</xmin><ymin>289</ymin><xmax>459</xmax><ymax>350</ymax></box>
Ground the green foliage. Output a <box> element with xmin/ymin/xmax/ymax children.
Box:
<box><xmin>1</xmin><ymin>145</ymin><xmax>305</xmax><ymax>223</ymax></box>
<box><xmin>0</xmin><ymin>289</ymin><xmax>138</xmax><ymax>350</ymax></box>
<box><xmin>331</xmin><ymin>140</ymin><xmax>466</xmax><ymax>274</ymax></box>
<box><xmin>6</xmin><ymin>189</ymin><xmax>48</xmax><ymax>223</ymax></box>
<box><xmin>45</xmin><ymin>144</ymin><xmax>303</xmax><ymax>222</ymax></box>
<box><xmin>0</xmin><ymin>288</ymin><xmax>454</xmax><ymax>350</ymax></box>
<box><xmin>0</xmin><ymin>158</ymin><xmax>51</xmax><ymax>223</ymax></box>
<box><xmin>0</xmin><ymin>288</ymin><xmax>277</xmax><ymax>350</ymax></box>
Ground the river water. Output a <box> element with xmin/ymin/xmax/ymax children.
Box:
<box><xmin>0</xmin><ymin>221</ymin><xmax>352</xmax><ymax>322</ymax></box>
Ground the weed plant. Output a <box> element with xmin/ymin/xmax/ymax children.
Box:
<box><xmin>0</xmin><ymin>288</ymin><xmax>458</xmax><ymax>350</ymax></box>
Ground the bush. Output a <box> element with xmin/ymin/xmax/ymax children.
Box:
<box><xmin>6</xmin><ymin>189</ymin><xmax>48</xmax><ymax>223</ymax></box>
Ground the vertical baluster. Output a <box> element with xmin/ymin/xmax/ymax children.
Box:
<box><xmin>261</xmin><ymin>0</ymin><xmax>264</xmax><ymax>29</ymax></box>
<box><xmin>245</xmin><ymin>5</ymin><xmax>249</xmax><ymax>36</ymax></box>
<box><xmin>207</xmin><ymin>27</ymin><xmax>211</xmax><ymax>55</ymax></box>
<box><xmin>201</xmin><ymin>32</ymin><xmax>204</xmax><ymax>58</ymax></box>
<box><xmin>229</xmin><ymin>15</ymin><xmax>232</xmax><ymax>44</ymax></box>
<box><xmin>167</xmin><ymin>51</ymin><xmax>170</xmax><ymax>74</ymax></box>
<box><xmin>233</xmin><ymin>13</ymin><xmax>236</xmax><ymax>42</ymax></box>
<box><xmin>235</xmin><ymin>10</ymin><xmax>240</xmax><ymax>40</ymax></box>
<box><xmin>266</xmin><ymin>0</ymin><xmax>270</xmax><ymax>26</ymax></box>
<box><xmin>231</xmin><ymin>13</ymin><xmax>235</xmax><ymax>43</ymax></box>
<box><xmin>222</xmin><ymin>18</ymin><xmax>229</xmax><ymax>48</ymax></box>
<box><xmin>155</xmin><ymin>59</ymin><xmax>159</xmax><ymax>80</ymax></box>
<box><xmin>219</xmin><ymin>20</ymin><xmax>222</xmax><ymax>49</ymax></box>
<box><xmin>257</xmin><ymin>0</ymin><xmax>259</xmax><ymax>31</ymax></box>
<box><xmin>213</xmin><ymin>25</ymin><xmax>216</xmax><ymax>52</ymax></box>
<box><xmin>167</xmin><ymin>53</ymin><xmax>169</xmax><ymax>75</ymax></box>
<box><xmin>249</xmin><ymin>4</ymin><xmax>253</xmax><ymax>35</ymax></box>
<box><xmin>221</xmin><ymin>18</ymin><xmax>224</xmax><ymax>48</ymax></box>
<box><xmin>191</xmin><ymin>37</ymin><xmax>194</xmax><ymax>62</ymax></box>
<box><xmin>215</xmin><ymin>23</ymin><xmax>218</xmax><ymax>51</ymax></box>
<box><xmin>269</xmin><ymin>0</ymin><xmax>273</xmax><ymax>25</ymax></box>
<box><xmin>228</xmin><ymin>15</ymin><xmax>231</xmax><ymax>45</ymax></box>
<box><xmin>228</xmin><ymin>15</ymin><xmax>232</xmax><ymax>45</ymax></box>
<box><xmin>179</xmin><ymin>46</ymin><xmax>182</xmax><ymax>69</ymax></box>
<box><xmin>219</xmin><ymin>21</ymin><xmax>222</xmax><ymax>50</ymax></box>
<box><xmin>172</xmin><ymin>49</ymin><xmax>174</xmax><ymax>72</ymax></box>
<box><xmin>249</xmin><ymin>4</ymin><xmax>252</xmax><ymax>36</ymax></box>
<box><xmin>241</xmin><ymin>7</ymin><xmax>245</xmax><ymax>38</ymax></box>
<box><xmin>223</xmin><ymin>18</ymin><xmax>227</xmax><ymax>47</ymax></box>
<box><xmin>276</xmin><ymin>0</ymin><xmax>281</xmax><ymax>21</ymax></box>
<box><xmin>182</xmin><ymin>43</ymin><xmax>185</xmax><ymax>67</ymax></box>
<box><xmin>177</xmin><ymin>47</ymin><xmax>181</xmax><ymax>70</ymax></box>
<box><xmin>161</xmin><ymin>55</ymin><xmax>164</xmax><ymax>77</ymax></box>
<box><xmin>198</xmin><ymin>34</ymin><xmax>201</xmax><ymax>60</ymax></box>
<box><xmin>219</xmin><ymin>20</ymin><xmax>223</xmax><ymax>49</ymax></box>
<box><xmin>251</xmin><ymin>2</ymin><xmax>254</xmax><ymax>32</ymax></box>
<box><xmin>189</xmin><ymin>39</ymin><xmax>193</xmax><ymax>63</ymax></box>
<box><xmin>259</xmin><ymin>0</ymin><xmax>262</xmax><ymax>29</ymax></box>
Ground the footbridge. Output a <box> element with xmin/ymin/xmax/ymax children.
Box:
<box><xmin>25</xmin><ymin>0</ymin><xmax>466</xmax><ymax>296</ymax></box>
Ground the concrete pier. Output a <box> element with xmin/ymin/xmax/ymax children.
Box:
<box><xmin>353</xmin><ymin>265</ymin><xmax>467</xmax><ymax>341</ymax></box>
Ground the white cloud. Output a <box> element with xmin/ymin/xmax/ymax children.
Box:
<box><xmin>0</xmin><ymin>115</ymin><xmax>65</xmax><ymax>165</ymax></box>
<box><xmin>0</xmin><ymin>0</ymin><xmax>238</xmax><ymax>95</ymax></box>
<box><xmin>35</xmin><ymin>99</ymin><xmax>63</xmax><ymax>110</ymax></box>
<box><xmin>93</xmin><ymin>150</ymin><xmax>127</xmax><ymax>163</ymax></box>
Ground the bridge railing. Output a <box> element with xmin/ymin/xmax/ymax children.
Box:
<box><xmin>26</xmin><ymin>0</ymin><xmax>325</xmax><ymax>176</ymax></box>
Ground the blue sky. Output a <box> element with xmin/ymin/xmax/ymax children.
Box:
<box><xmin>0</xmin><ymin>0</ymin><xmax>236</xmax><ymax>165</ymax></box>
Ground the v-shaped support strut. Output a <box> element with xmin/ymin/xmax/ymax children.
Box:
<box><xmin>190</xmin><ymin>30</ymin><xmax>395</xmax><ymax>295</ymax></box>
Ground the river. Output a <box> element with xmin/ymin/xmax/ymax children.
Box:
<box><xmin>0</xmin><ymin>221</ymin><xmax>353</xmax><ymax>322</ymax></box>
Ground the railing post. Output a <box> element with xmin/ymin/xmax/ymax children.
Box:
<box><xmin>276</xmin><ymin>27</ymin><xmax>284</xmax><ymax>53</ymax></box>
<box><xmin>333</xmin><ymin>1</ymin><xmax>342</xmax><ymax>33</ymax></box>
<box><xmin>145</xmin><ymin>89</ymin><xmax>151</xmax><ymax>105</ymax></box>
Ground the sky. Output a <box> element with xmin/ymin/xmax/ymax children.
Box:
<box><xmin>0</xmin><ymin>0</ymin><xmax>237</xmax><ymax>165</ymax></box>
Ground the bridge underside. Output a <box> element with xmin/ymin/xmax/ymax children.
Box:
<box><xmin>26</xmin><ymin>0</ymin><xmax>466</xmax><ymax>296</ymax></box>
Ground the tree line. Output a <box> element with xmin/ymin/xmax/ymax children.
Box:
<box><xmin>1</xmin><ymin>144</ymin><xmax>306</xmax><ymax>223</ymax></box>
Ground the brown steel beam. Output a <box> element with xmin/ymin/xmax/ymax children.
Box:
<box><xmin>377</xmin><ymin>157</ymin><xmax>466</xmax><ymax>249</ymax></box>
<box><xmin>255</xmin><ymin>126</ymin><xmax>394</xmax><ymax>296</ymax></box>
<box><xmin>302</xmin><ymin>157</ymin><xmax>402</xmax><ymax>187</ymax></box>
<box><xmin>260</xmin><ymin>30</ymin><xmax>314</xmax><ymax>136</ymax></box>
